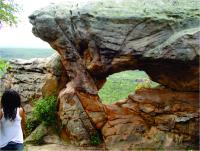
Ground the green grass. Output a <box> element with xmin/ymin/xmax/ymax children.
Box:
<box><xmin>99</xmin><ymin>70</ymin><xmax>158</xmax><ymax>104</ymax></box>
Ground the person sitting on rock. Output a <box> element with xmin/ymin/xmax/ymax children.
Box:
<box><xmin>0</xmin><ymin>89</ymin><xmax>26</xmax><ymax>151</ymax></box>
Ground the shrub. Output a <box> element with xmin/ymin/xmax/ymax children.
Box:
<box><xmin>90</xmin><ymin>132</ymin><xmax>102</xmax><ymax>146</ymax></box>
<box><xmin>0</xmin><ymin>59</ymin><xmax>9</xmax><ymax>77</ymax></box>
<box><xmin>32</xmin><ymin>95</ymin><xmax>57</xmax><ymax>126</ymax></box>
<box><xmin>0</xmin><ymin>0</ymin><xmax>20</xmax><ymax>26</ymax></box>
<box><xmin>135</xmin><ymin>78</ymin><xmax>152</xmax><ymax>91</ymax></box>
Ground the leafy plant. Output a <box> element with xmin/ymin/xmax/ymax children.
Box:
<box><xmin>135</xmin><ymin>78</ymin><xmax>153</xmax><ymax>91</ymax></box>
<box><xmin>0</xmin><ymin>0</ymin><xmax>20</xmax><ymax>27</ymax></box>
<box><xmin>0</xmin><ymin>59</ymin><xmax>8</xmax><ymax>71</ymax></box>
<box><xmin>0</xmin><ymin>59</ymin><xmax>9</xmax><ymax>77</ymax></box>
<box><xmin>90</xmin><ymin>132</ymin><xmax>102</xmax><ymax>146</ymax></box>
<box><xmin>32</xmin><ymin>95</ymin><xmax>57</xmax><ymax>126</ymax></box>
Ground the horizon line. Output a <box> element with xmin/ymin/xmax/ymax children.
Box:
<box><xmin>0</xmin><ymin>47</ymin><xmax>53</xmax><ymax>49</ymax></box>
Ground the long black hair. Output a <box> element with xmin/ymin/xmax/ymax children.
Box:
<box><xmin>1</xmin><ymin>89</ymin><xmax>21</xmax><ymax>121</ymax></box>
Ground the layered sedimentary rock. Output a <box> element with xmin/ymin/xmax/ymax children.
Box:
<box><xmin>0</xmin><ymin>54</ymin><xmax>66</xmax><ymax>113</ymax></box>
<box><xmin>102</xmin><ymin>88</ymin><xmax>199</xmax><ymax>150</ymax></box>
<box><xmin>0</xmin><ymin>56</ymin><xmax>99</xmax><ymax>145</ymax></box>
<box><xmin>28</xmin><ymin>0</ymin><xmax>199</xmax><ymax>149</ymax></box>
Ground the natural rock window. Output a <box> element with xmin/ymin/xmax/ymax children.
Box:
<box><xmin>27</xmin><ymin>0</ymin><xmax>200</xmax><ymax>150</ymax></box>
<box><xmin>98</xmin><ymin>70</ymin><xmax>158</xmax><ymax>104</ymax></box>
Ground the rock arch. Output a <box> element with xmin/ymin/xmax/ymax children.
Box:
<box><xmin>29</xmin><ymin>0</ymin><xmax>199</xmax><ymax>149</ymax></box>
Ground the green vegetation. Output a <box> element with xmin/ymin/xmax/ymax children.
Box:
<box><xmin>99</xmin><ymin>70</ymin><xmax>159</xmax><ymax>104</ymax></box>
<box><xmin>0</xmin><ymin>0</ymin><xmax>20</xmax><ymax>26</ymax></box>
<box><xmin>31</xmin><ymin>130</ymin><xmax>44</xmax><ymax>145</ymax></box>
<box><xmin>90</xmin><ymin>132</ymin><xmax>102</xmax><ymax>146</ymax></box>
<box><xmin>28</xmin><ymin>123</ymin><xmax>47</xmax><ymax>145</ymax></box>
<box><xmin>0</xmin><ymin>59</ymin><xmax>8</xmax><ymax>77</ymax></box>
<box><xmin>25</xmin><ymin>96</ymin><xmax>57</xmax><ymax>144</ymax></box>
<box><xmin>32</xmin><ymin>95</ymin><xmax>57</xmax><ymax>126</ymax></box>
<box><xmin>0</xmin><ymin>59</ymin><xmax>8</xmax><ymax>71</ymax></box>
<box><xmin>135</xmin><ymin>78</ymin><xmax>153</xmax><ymax>91</ymax></box>
<box><xmin>25</xmin><ymin>116</ymin><xmax>40</xmax><ymax>137</ymax></box>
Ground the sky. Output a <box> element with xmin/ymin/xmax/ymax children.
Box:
<box><xmin>0</xmin><ymin>0</ymin><xmax>94</xmax><ymax>48</ymax></box>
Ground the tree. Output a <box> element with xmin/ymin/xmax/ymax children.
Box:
<box><xmin>0</xmin><ymin>0</ymin><xmax>20</xmax><ymax>27</ymax></box>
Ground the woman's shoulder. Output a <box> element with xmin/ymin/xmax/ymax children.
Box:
<box><xmin>18</xmin><ymin>107</ymin><xmax>24</xmax><ymax>112</ymax></box>
<box><xmin>18</xmin><ymin>107</ymin><xmax>25</xmax><ymax>117</ymax></box>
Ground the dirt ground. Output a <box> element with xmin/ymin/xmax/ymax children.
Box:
<box><xmin>25</xmin><ymin>143</ymin><xmax>107</xmax><ymax>151</ymax></box>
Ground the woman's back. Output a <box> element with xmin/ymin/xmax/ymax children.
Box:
<box><xmin>0</xmin><ymin>107</ymin><xmax>23</xmax><ymax>148</ymax></box>
<box><xmin>0</xmin><ymin>89</ymin><xmax>25</xmax><ymax>151</ymax></box>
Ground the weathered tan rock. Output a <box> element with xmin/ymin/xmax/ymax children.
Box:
<box><xmin>0</xmin><ymin>55</ymin><xmax>100</xmax><ymax>146</ymax></box>
<box><xmin>101</xmin><ymin>88</ymin><xmax>199</xmax><ymax>150</ymax></box>
<box><xmin>0</xmin><ymin>54</ymin><xmax>66</xmax><ymax>113</ymax></box>
<box><xmin>28</xmin><ymin>0</ymin><xmax>199</xmax><ymax>149</ymax></box>
<box><xmin>57</xmin><ymin>86</ymin><xmax>99</xmax><ymax>146</ymax></box>
<box><xmin>25</xmin><ymin>123</ymin><xmax>61</xmax><ymax>145</ymax></box>
<box><xmin>29</xmin><ymin>0</ymin><xmax>199</xmax><ymax>91</ymax></box>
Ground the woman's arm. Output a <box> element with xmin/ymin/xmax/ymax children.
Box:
<box><xmin>19</xmin><ymin>107</ymin><xmax>26</xmax><ymax>137</ymax></box>
<box><xmin>0</xmin><ymin>109</ymin><xmax>3</xmax><ymax>120</ymax></box>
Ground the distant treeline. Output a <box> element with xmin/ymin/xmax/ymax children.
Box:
<box><xmin>0</xmin><ymin>48</ymin><xmax>55</xmax><ymax>60</ymax></box>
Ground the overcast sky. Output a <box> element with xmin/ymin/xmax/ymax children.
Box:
<box><xmin>0</xmin><ymin>0</ymin><xmax>94</xmax><ymax>48</ymax></box>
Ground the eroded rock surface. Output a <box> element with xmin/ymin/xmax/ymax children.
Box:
<box><xmin>29</xmin><ymin>0</ymin><xmax>199</xmax><ymax>91</ymax></box>
<box><xmin>0</xmin><ymin>54</ymin><xmax>99</xmax><ymax>146</ymax></box>
<box><xmin>28</xmin><ymin>0</ymin><xmax>199</xmax><ymax>149</ymax></box>
<box><xmin>102</xmin><ymin>88</ymin><xmax>199</xmax><ymax>150</ymax></box>
<box><xmin>0</xmin><ymin>54</ymin><xmax>66</xmax><ymax>113</ymax></box>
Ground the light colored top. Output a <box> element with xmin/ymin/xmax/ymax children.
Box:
<box><xmin>0</xmin><ymin>108</ymin><xmax>23</xmax><ymax>148</ymax></box>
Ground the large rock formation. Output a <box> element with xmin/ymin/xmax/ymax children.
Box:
<box><xmin>0</xmin><ymin>54</ymin><xmax>99</xmax><ymax>145</ymax></box>
<box><xmin>27</xmin><ymin>0</ymin><xmax>199</xmax><ymax>149</ymax></box>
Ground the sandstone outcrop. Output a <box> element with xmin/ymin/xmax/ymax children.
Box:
<box><xmin>102</xmin><ymin>88</ymin><xmax>199</xmax><ymax>150</ymax></box>
<box><xmin>0</xmin><ymin>54</ymin><xmax>66</xmax><ymax>113</ymax></box>
<box><xmin>27</xmin><ymin>0</ymin><xmax>199</xmax><ymax>149</ymax></box>
<box><xmin>0</xmin><ymin>54</ymin><xmax>99</xmax><ymax>145</ymax></box>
